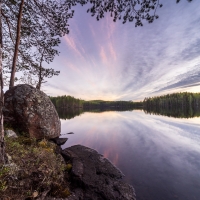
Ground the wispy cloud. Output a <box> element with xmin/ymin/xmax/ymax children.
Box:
<box><xmin>44</xmin><ymin>0</ymin><xmax>200</xmax><ymax>101</ymax></box>
<box><xmin>155</xmin><ymin>66</ymin><xmax>200</xmax><ymax>93</ymax></box>
<box><xmin>105</xmin><ymin>14</ymin><xmax>116</xmax><ymax>39</ymax></box>
<box><xmin>64</xmin><ymin>35</ymin><xmax>84</xmax><ymax>59</ymax></box>
<box><xmin>65</xmin><ymin>61</ymin><xmax>81</xmax><ymax>73</ymax></box>
<box><xmin>100</xmin><ymin>46</ymin><xmax>108</xmax><ymax>64</ymax></box>
<box><xmin>108</xmin><ymin>42</ymin><xmax>117</xmax><ymax>61</ymax></box>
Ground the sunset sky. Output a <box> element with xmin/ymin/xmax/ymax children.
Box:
<box><xmin>42</xmin><ymin>0</ymin><xmax>200</xmax><ymax>101</ymax></box>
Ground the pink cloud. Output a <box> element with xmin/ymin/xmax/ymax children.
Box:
<box><xmin>64</xmin><ymin>35</ymin><xmax>84</xmax><ymax>59</ymax></box>
<box><xmin>108</xmin><ymin>42</ymin><xmax>117</xmax><ymax>61</ymax></box>
<box><xmin>100</xmin><ymin>46</ymin><xmax>108</xmax><ymax>64</ymax></box>
<box><xmin>68</xmin><ymin>63</ymin><xmax>81</xmax><ymax>73</ymax></box>
<box><xmin>105</xmin><ymin>15</ymin><xmax>116</xmax><ymax>39</ymax></box>
<box><xmin>89</xmin><ymin>24</ymin><xmax>96</xmax><ymax>38</ymax></box>
<box><xmin>62</xmin><ymin>59</ymin><xmax>81</xmax><ymax>73</ymax></box>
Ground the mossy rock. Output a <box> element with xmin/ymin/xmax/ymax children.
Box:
<box><xmin>1</xmin><ymin>136</ymin><xmax>71</xmax><ymax>199</ymax></box>
<box><xmin>66</xmin><ymin>163</ymin><xmax>72</xmax><ymax>172</ymax></box>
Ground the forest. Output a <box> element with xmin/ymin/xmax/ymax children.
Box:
<box><xmin>143</xmin><ymin>92</ymin><xmax>200</xmax><ymax>118</ymax></box>
<box><xmin>50</xmin><ymin>95</ymin><xmax>143</xmax><ymax>110</ymax></box>
<box><xmin>50</xmin><ymin>92</ymin><xmax>200</xmax><ymax>119</ymax></box>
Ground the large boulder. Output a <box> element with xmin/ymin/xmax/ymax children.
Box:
<box><xmin>3</xmin><ymin>84</ymin><xmax>61</xmax><ymax>139</ymax></box>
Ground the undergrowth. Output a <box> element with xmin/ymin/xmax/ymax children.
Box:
<box><xmin>0</xmin><ymin>136</ymin><xmax>71</xmax><ymax>200</ymax></box>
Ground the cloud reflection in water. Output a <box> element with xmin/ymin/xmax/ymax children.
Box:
<box><xmin>61</xmin><ymin>111</ymin><xmax>200</xmax><ymax>200</ymax></box>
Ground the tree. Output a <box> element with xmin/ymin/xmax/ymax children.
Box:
<box><xmin>18</xmin><ymin>34</ymin><xmax>60</xmax><ymax>90</ymax></box>
<box><xmin>1</xmin><ymin>0</ymin><xmax>168</xmax><ymax>89</ymax></box>
<box><xmin>9</xmin><ymin>0</ymin><xmax>24</xmax><ymax>88</ymax></box>
<box><xmin>2</xmin><ymin>0</ymin><xmax>74</xmax><ymax>89</ymax></box>
<box><xmin>2</xmin><ymin>0</ymin><xmax>193</xmax><ymax>89</ymax></box>
<box><xmin>0</xmin><ymin>0</ymin><xmax>5</xmax><ymax>163</ymax></box>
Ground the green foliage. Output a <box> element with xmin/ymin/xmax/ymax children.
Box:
<box><xmin>0</xmin><ymin>166</ymin><xmax>10</xmax><ymax>192</ymax></box>
<box><xmin>0</xmin><ymin>180</ymin><xmax>7</xmax><ymax>192</ymax></box>
<box><xmin>50</xmin><ymin>95</ymin><xmax>143</xmax><ymax>119</ymax></box>
<box><xmin>143</xmin><ymin>92</ymin><xmax>200</xmax><ymax>118</ymax></box>
<box><xmin>2</xmin><ymin>0</ymin><xmax>72</xmax><ymax>87</ymax></box>
<box><xmin>82</xmin><ymin>99</ymin><xmax>143</xmax><ymax>109</ymax></box>
<box><xmin>50</xmin><ymin>95</ymin><xmax>83</xmax><ymax>108</ymax></box>
<box><xmin>2</xmin><ymin>0</ymin><xmax>192</xmax><ymax>87</ymax></box>
<box><xmin>50</xmin><ymin>95</ymin><xmax>143</xmax><ymax>109</ymax></box>
<box><xmin>0</xmin><ymin>136</ymin><xmax>71</xmax><ymax>199</ymax></box>
<box><xmin>0</xmin><ymin>166</ymin><xmax>10</xmax><ymax>178</ymax></box>
<box><xmin>66</xmin><ymin>163</ymin><xmax>72</xmax><ymax>172</ymax></box>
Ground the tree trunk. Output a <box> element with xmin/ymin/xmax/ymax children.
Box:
<box><xmin>0</xmin><ymin>0</ymin><xmax>5</xmax><ymax>164</ymax></box>
<box><xmin>36</xmin><ymin>74</ymin><xmax>42</xmax><ymax>90</ymax></box>
<box><xmin>36</xmin><ymin>51</ymin><xmax>44</xmax><ymax>90</ymax></box>
<box><xmin>9</xmin><ymin>0</ymin><xmax>24</xmax><ymax>89</ymax></box>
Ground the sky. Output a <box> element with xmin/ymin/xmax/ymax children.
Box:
<box><xmin>42</xmin><ymin>0</ymin><xmax>200</xmax><ymax>101</ymax></box>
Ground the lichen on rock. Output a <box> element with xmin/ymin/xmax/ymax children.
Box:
<box><xmin>3</xmin><ymin>84</ymin><xmax>61</xmax><ymax>139</ymax></box>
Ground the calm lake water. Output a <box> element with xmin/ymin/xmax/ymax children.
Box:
<box><xmin>60</xmin><ymin>110</ymin><xmax>200</xmax><ymax>200</ymax></box>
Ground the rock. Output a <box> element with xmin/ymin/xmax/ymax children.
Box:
<box><xmin>39</xmin><ymin>194</ymin><xmax>80</xmax><ymax>200</ymax></box>
<box><xmin>3</xmin><ymin>84</ymin><xmax>61</xmax><ymax>139</ymax></box>
<box><xmin>50</xmin><ymin>137</ymin><xmax>68</xmax><ymax>146</ymax></box>
<box><xmin>5</xmin><ymin>129</ymin><xmax>18</xmax><ymax>138</ymax></box>
<box><xmin>61</xmin><ymin>145</ymin><xmax>136</xmax><ymax>200</ymax></box>
<box><xmin>67</xmin><ymin>132</ymin><xmax>74</xmax><ymax>134</ymax></box>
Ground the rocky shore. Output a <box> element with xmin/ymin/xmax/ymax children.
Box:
<box><xmin>2</xmin><ymin>84</ymin><xmax>136</xmax><ymax>199</ymax></box>
<box><xmin>60</xmin><ymin>145</ymin><xmax>136</xmax><ymax>200</ymax></box>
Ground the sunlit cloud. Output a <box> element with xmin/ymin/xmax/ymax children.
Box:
<box><xmin>100</xmin><ymin>46</ymin><xmax>108</xmax><ymax>65</ymax></box>
<box><xmin>108</xmin><ymin>42</ymin><xmax>117</xmax><ymax>61</ymax></box>
<box><xmin>43</xmin><ymin>0</ymin><xmax>200</xmax><ymax>101</ymax></box>
<box><xmin>89</xmin><ymin>24</ymin><xmax>96</xmax><ymax>38</ymax></box>
<box><xmin>64</xmin><ymin>35</ymin><xmax>84</xmax><ymax>59</ymax></box>
<box><xmin>66</xmin><ymin>61</ymin><xmax>81</xmax><ymax>73</ymax></box>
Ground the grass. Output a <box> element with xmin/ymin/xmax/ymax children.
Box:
<box><xmin>0</xmin><ymin>135</ymin><xmax>72</xmax><ymax>200</ymax></box>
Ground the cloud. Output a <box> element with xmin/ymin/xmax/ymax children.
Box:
<box><xmin>105</xmin><ymin>14</ymin><xmax>116</xmax><ymax>39</ymax></box>
<box><xmin>46</xmin><ymin>0</ymin><xmax>200</xmax><ymax>101</ymax></box>
<box><xmin>65</xmin><ymin>61</ymin><xmax>81</xmax><ymax>73</ymax></box>
<box><xmin>108</xmin><ymin>42</ymin><xmax>117</xmax><ymax>61</ymax></box>
<box><xmin>89</xmin><ymin>24</ymin><xmax>96</xmax><ymax>38</ymax></box>
<box><xmin>100</xmin><ymin>46</ymin><xmax>108</xmax><ymax>64</ymax></box>
<box><xmin>179</xmin><ymin>39</ymin><xmax>200</xmax><ymax>62</ymax></box>
<box><xmin>64</xmin><ymin>35</ymin><xmax>83</xmax><ymax>58</ymax></box>
<box><xmin>155</xmin><ymin>66</ymin><xmax>200</xmax><ymax>93</ymax></box>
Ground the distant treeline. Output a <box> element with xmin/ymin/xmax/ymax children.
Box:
<box><xmin>83</xmin><ymin>100</ymin><xmax>142</xmax><ymax>109</ymax></box>
<box><xmin>143</xmin><ymin>92</ymin><xmax>200</xmax><ymax>109</ymax></box>
<box><xmin>50</xmin><ymin>92</ymin><xmax>200</xmax><ymax>119</ymax></box>
<box><xmin>50</xmin><ymin>95</ymin><xmax>83</xmax><ymax>108</ymax></box>
<box><xmin>50</xmin><ymin>95</ymin><xmax>143</xmax><ymax>109</ymax></box>
<box><xmin>143</xmin><ymin>92</ymin><xmax>200</xmax><ymax>118</ymax></box>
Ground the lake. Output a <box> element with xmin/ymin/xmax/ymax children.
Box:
<box><xmin>60</xmin><ymin>110</ymin><xmax>200</xmax><ymax>200</ymax></box>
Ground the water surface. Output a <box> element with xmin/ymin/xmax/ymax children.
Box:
<box><xmin>60</xmin><ymin>110</ymin><xmax>200</xmax><ymax>200</ymax></box>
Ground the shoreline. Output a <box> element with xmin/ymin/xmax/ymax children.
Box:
<box><xmin>1</xmin><ymin>133</ymin><xmax>136</xmax><ymax>200</ymax></box>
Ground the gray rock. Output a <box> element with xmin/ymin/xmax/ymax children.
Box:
<box><xmin>67</xmin><ymin>132</ymin><xmax>74</xmax><ymax>134</ymax></box>
<box><xmin>5</xmin><ymin>129</ymin><xmax>18</xmax><ymax>138</ymax></box>
<box><xmin>50</xmin><ymin>137</ymin><xmax>68</xmax><ymax>146</ymax></box>
<box><xmin>3</xmin><ymin>84</ymin><xmax>61</xmax><ymax>139</ymax></box>
<box><xmin>61</xmin><ymin>145</ymin><xmax>136</xmax><ymax>200</ymax></box>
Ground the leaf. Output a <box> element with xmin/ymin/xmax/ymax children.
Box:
<box><xmin>33</xmin><ymin>191</ymin><xmax>38</xmax><ymax>198</ymax></box>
